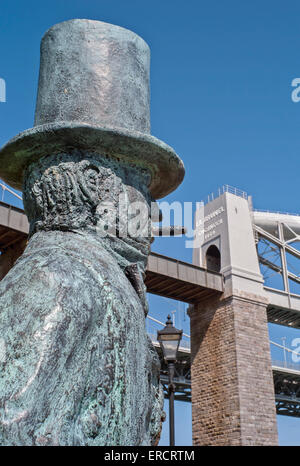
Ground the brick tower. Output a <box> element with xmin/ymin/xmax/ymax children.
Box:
<box><xmin>190</xmin><ymin>188</ymin><xmax>278</xmax><ymax>445</ymax></box>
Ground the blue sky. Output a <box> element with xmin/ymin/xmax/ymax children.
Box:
<box><xmin>1</xmin><ymin>0</ymin><xmax>300</xmax><ymax>446</ymax></box>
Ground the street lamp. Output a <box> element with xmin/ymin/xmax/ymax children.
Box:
<box><xmin>157</xmin><ymin>315</ymin><xmax>183</xmax><ymax>446</ymax></box>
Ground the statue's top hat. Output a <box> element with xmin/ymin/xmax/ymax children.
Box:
<box><xmin>0</xmin><ymin>19</ymin><xmax>184</xmax><ymax>199</ymax></box>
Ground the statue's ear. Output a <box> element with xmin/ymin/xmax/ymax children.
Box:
<box><xmin>23</xmin><ymin>168</ymin><xmax>43</xmax><ymax>214</ymax></box>
<box><xmin>77</xmin><ymin>163</ymin><xmax>101</xmax><ymax>204</ymax></box>
<box><xmin>83</xmin><ymin>164</ymin><xmax>101</xmax><ymax>188</ymax></box>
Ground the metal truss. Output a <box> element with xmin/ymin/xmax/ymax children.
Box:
<box><xmin>158</xmin><ymin>349</ymin><xmax>300</xmax><ymax>415</ymax></box>
<box><xmin>254</xmin><ymin>221</ymin><xmax>300</xmax><ymax>295</ymax></box>
<box><xmin>254</xmin><ymin>220</ymin><xmax>300</xmax><ymax>416</ymax></box>
<box><xmin>156</xmin><ymin>346</ymin><xmax>191</xmax><ymax>403</ymax></box>
<box><xmin>151</xmin><ymin>339</ymin><xmax>300</xmax><ymax>415</ymax></box>
<box><xmin>273</xmin><ymin>369</ymin><xmax>300</xmax><ymax>417</ymax></box>
<box><xmin>276</xmin><ymin>400</ymin><xmax>300</xmax><ymax>417</ymax></box>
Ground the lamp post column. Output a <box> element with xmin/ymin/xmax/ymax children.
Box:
<box><xmin>157</xmin><ymin>315</ymin><xmax>182</xmax><ymax>447</ymax></box>
<box><xmin>168</xmin><ymin>361</ymin><xmax>176</xmax><ymax>446</ymax></box>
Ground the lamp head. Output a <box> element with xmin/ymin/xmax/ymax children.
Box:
<box><xmin>157</xmin><ymin>315</ymin><xmax>183</xmax><ymax>362</ymax></box>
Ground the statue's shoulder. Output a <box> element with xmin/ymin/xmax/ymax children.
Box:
<box><xmin>6</xmin><ymin>231</ymin><xmax>127</xmax><ymax>292</ymax></box>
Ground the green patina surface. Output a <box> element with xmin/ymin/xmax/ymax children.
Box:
<box><xmin>0</xmin><ymin>19</ymin><xmax>184</xmax><ymax>446</ymax></box>
<box><xmin>0</xmin><ymin>152</ymin><xmax>164</xmax><ymax>445</ymax></box>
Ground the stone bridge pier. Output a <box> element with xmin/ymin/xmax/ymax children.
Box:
<box><xmin>190</xmin><ymin>190</ymin><xmax>278</xmax><ymax>445</ymax></box>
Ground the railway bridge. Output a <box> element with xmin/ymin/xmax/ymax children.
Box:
<box><xmin>0</xmin><ymin>184</ymin><xmax>300</xmax><ymax>445</ymax></box>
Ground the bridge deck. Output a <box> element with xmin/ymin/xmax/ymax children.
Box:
<box><xmin>0</xmin><ymin>201</ymin><xmax>28</xmax><ymax>252</ymax></box>
<box><xmin>145</xmin><ymin>252</ymin><xmax>223</xmax><ymax>303</ymax></box>
<box><xmin>265</xmin><ymin>287</ymin><xmax>300</xmax><ymax>328</ymax></box>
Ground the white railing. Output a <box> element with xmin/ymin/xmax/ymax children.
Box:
<box><xmin>0</xmin><ymin>182</ymin><xmax>22</xmax><ymax>202</ymax></box>
<box><xmin>204</xmin><ymin>185</ymin><xmax>248</xmax><ymax>204</ymax></box>
<box><xmin>221</xmin><ymin>184</ymin><xmax>248</xmax><ymax>199</ymax></box>
<box><xmin>272</xmin><ymin>359</ymin><xmax>300</xmax><ymax>372</ymax></box>
<box><xmin>254</xmin><ymin>208</ymin><xmax>300</xmax><ymax>218</ymax></box>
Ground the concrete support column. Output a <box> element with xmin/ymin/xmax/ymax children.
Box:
<box><xmin>189</xmin><ymin>293</ymin><xmax>278</xmax><ymax>446</ymax></box>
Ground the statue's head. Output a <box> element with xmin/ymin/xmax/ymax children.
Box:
<box><xmin>23</xmin><ymin>151</ymin><xmax>153</xmax><ymax>242</ymax></box>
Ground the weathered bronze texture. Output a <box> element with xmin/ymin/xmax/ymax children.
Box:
<box><xmin>0</xmin><ymin>19</ymin><xmax>184</xmax><ymax>445</ymax></box>
<box><xmin>0</xmin><ymin>20</ymin><xmax>184</xmax><ymax>199</ymax></box>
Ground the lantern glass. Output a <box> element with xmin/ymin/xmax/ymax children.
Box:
<box><xmin>158</xmin><ymin>336</ymin><xmax>180</xmax><ymax>361</ymax></box>
<box><xmin>157</xmin><ymin>315</ymin><xmax>183</xmax><ymax>362</ymax></box>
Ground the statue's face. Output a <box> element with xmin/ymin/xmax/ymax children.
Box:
<box><xmin>23</xmin><ymin>151</ymin><xmax>152</xmax><ymax>242</ymax></box>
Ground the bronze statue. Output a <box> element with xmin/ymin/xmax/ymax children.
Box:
<box><xmin>0</xmin><ymin>19</ymin><xmax>184</xmax><ymax>445</ymax></box>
